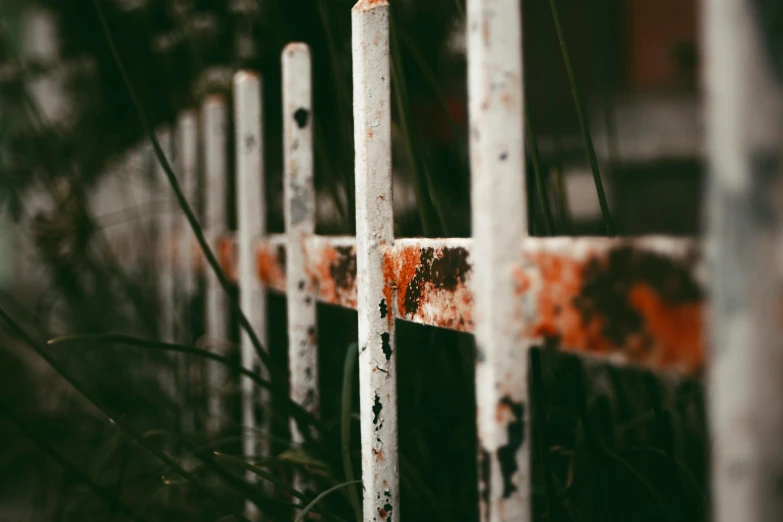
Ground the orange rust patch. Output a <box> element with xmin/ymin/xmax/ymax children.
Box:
<box><xmin>307</xmin><ymin>244</ymin><xmax>357</xmax><ymax>308</ymax></box>
<box><xmin>256</xmin><ymin>244</ymin><xmax>285</xmax><ymax>290</ymax></box>
<box><xmin>513</xmin><ymin>266</ymin><xmax>531</xmax><ymax>294</ymax></box>
<box><xmin>523</xmin><ymin>247</ymin><xmax>704</xmax><ymax>373</ymax></box>
<box><xmin>628</xmin><ymin>284</ymin><xmax>703</xmax><ymax>371</ymax></box>
<box><xmin>385</xmin><ymin>245</ymin><xmax>473</xmax><ymax>332</ymax></box>
<box><xmin>218</xmin><ymin>236</ymin><xmax>237</xmax><ymax>281</ymax></box>
<box><xmin>382</xmin><ymin>245</ymin><xmax>420</xmax><ymax>330</ymax></box>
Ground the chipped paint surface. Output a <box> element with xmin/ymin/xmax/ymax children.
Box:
<box><xmin>352</xmin><ymin>1</ymin><xmax>399</xmax><ymax>520</ymax></box>
<box><xmin>283</xmin><ymin>43</ymin><xmax>319</xmax><ymax>497</ymax></box>
<box><xmin>206</xmin><ymin>234</ymin><xmax>706</xmax><ymax>375</ymax></box>
<box><xmin>306</xmin><ymin>236</ymin><xmax>358</xmax><ymax>308</ymax></box>
<box><xmin>255</xmin><ymin>235</ymin><xmax>286</xmax><ymax>292</ymax></box>
<box><xmin>468</xmin><ymin>0</ymin><xmax>529</xmax><ymax>519</ymax></box>
<box><xmin>385</xmin><ymin>239</ymin><xmax>474</xmax><ymax>332</ymax></box>
<box><xmin>517</xmin><ymin>237</ymin><xmax>705</xmax><ymax>374</ymax></box>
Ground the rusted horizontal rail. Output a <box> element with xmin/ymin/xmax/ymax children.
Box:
<box><xmin>209</xmin><ymin>234</ymin><xmax>704</xmax><ymax>375</ymax></box>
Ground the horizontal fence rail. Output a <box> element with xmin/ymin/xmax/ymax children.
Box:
<box><xmin>206</xmin><ymin>234</ymin><xmax>704</xmax><ymax>375</ymax></box>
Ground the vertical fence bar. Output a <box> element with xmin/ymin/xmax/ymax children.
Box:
<box><xmin>704</xmin><ymin>1</ymin><xmax>783</xmax><ymax>521</ymax></box>
<box><xmin>467</xmin><ymin>0</ymin><xmax>529</xmax><ymax>520</ymax></box>
<box><xmin>283</xmin><ymin>43</ymin><xmax>319</xmax><ymax>494</ymax></box>
<box><xmin>156</xmin><ymin>127</ymin><xmax>175</xmax><ymax>345</ymax></box>
<box><xmin>234</xmin><ymin>70</ymin><xmax>268</xmax><ymax>517</ymax></box>
<box><xmin>154</xmin><ymin>127</ymin><xmax>178</xmax><ymax>419</ymax></box>
<box><xmin>202</xmin><ymin>95</ymin><xmax>230</xmax><ymax>436</ymax></box>
<box><xmin>176</xmin><ymin>109</ymin><xmax>199</xmax><ymax>434</ymax></box>
<box><xmin>352</xmin><ymin>1</ymin><xmax>399</xmax><ymax>519</ymax></box>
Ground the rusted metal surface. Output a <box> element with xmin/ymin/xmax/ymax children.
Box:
<box><xmin>468</xmin><ymin>0</ymin><xmax>530</xmax><ymax>519</ymax></box>
<box><xmin>306</xmin><ymin>236</ymin><xmax>358</xmax><ymax>309</ymax></box>
<box><xmin>283</xmin><ymin>43</ymin><xmax>319</xmax><ymax>497</ymax></box>
<box><xmin>353</xmin><ymin>1</ymin><xmax>400</xmax><ymax>520</ymax></box>
<box><xmin>209</xmin><ymin>234</ymin><xmax>707</xmax><ymax>376</ymax></box>
<box><xmin>255</xmin><ymin>234</ymin><xmax>286</xmax><ymax>293</ymax></box>
<box><xmin>384</xmin><ymin>239</ymin><xmax>474</xmax><ymax>332</ymax></box>
<box><xmin>516</xmin><ymin>237</ymin><xmax>705</xmax><ymax>374</ymax></box>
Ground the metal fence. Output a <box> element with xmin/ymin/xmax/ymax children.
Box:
<box><xmin>138</xmin><ymin>0</ymin><xmax>782</xmax><ymax>521</ymax></box>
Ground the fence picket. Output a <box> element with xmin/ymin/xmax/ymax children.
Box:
<box><xmin>352</xmin><ymin>1</ymin><xmax>400</xmax><ymax>520</ymax></box>
<box><xmin>154</xmin><ymin>127</ymin><xmax>178</xmax><ymax>425</ymax></box>
<box><xmin>176</xmin><ymin>109</ymin><xmax>199</xmax><ymax>434</ymax></box>
<box><xmin>467</xmin><ymin>0</ymin><xmax>530</xmax><ymax>520</ymax></box>
<box><xmin>282</xmin><ymin>43</ymin><xmax>319</xmax><ymax>495</ymax></box>
<box><xmin>704</xmin><ymin>1</ymin><xmax>783</xmax><ymax>520</ymax></box>
<box><xmin>202</xmin><ymin>94</ymin><xmax>230</xmax><ymax>437</ymax></box>
<box><xmin>234</xmin><ymin>70</ymin><xmax>269</xmax><ymax>517</ymax></box>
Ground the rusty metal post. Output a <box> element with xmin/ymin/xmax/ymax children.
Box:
<box><xmin>352</xmin><ymin>1</ymin><xmax>399</xmax><ymax>519</ymax></box>
<box><xmin>467</xmin><ymin>0</ymin><xmax>530</xmax><ymax>520</ymax></box>
<box><xmin>233</xmin><ymin>70</ymin><xmax>269</xmax><ymax>517</ymax></box>
<box><xmin>704</xmin><ymin>1</ymin><xmax>783</xmax><ymax>521</ymax></box>
<box><xmin>283</xmin><ymin>43</ymin><xmax>319</xmax><ymax>495</ymax></box>
<box><xmin>202</xmin><ymin>95</ymin><xmax>230</xmax><ymax>436</ymax></box>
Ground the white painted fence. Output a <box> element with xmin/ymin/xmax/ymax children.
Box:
<box><xmin>133</xmin><ymin>0</ymin><xmax>781</xmax><ymax>520</ymax></box>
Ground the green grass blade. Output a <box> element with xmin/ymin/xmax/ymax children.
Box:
<box><xmin>526</xmin><ymin>102</ymin><xmax>556</xmax><ymax>235</ymax></box>
<box><xmin>341</xmin><ymin>342</ymin><xmax>362</xmax><ymax>522</ymax></box>
<box><xmin>46</xmin><ymin>332</ymin><xmax>321</xmax><ymax>435</ymax></box>
<box><xmin>547</xmin><ymin>0</ymin><xmax>615</xmax><ymax>236</ymax></box>
<box><xmin>294</xmin><ymin>480</ymin><xmax>363</xmax><ymax>522</ymax></box>
<box><xmin>212</xmin><ymin>451</ymin><xmax>310</xmax><ymax>503</ymax></box>
<box><xmin>0</xmin><ymin>401</ymin><xmax>149</xmax><ymax>522</ymax></box>
<box><xmin>390</xmin><ymin>8</ymin><xmax>441</xmax><ymax>236</ymax></box>
<box><xmin>602</xmin><ymin>447</ymin><xmax>672</xmax><ymax>521</ymax></box>
<box><xmin>0</xmin><ymin>306</ymin><xmax>252</xmax><ymax>522</ymax></box>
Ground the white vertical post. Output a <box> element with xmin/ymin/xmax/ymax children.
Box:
<box><xmin>176</xmin><ymin>109</ymin><xmax>199</xmax><ymax>434</ymax></box>
<box><xmin>352</xmin><ymin>1</ymin><xmax>399</xmax><ymax>520</ymax></box>
<box><xmin>283</xmin><ymin>43</ymin><xmax>319</xmax><ymax>494</ymax></box>
<box><xmin>156</xmin><ymin>127</ymin><xmax>175</xmax><ymax>345</ymax></box>
<box><xmin>467</xmin><ymin>0</ymin><xmax>529</xmax><ymax>520</ymax></box>
<box><xmin>154</xmin><ymin>127</ymin><xmax>178</xmax><ymax>416</ymax></box>
<box><xmin>704</xmin><ymin>1</ymin><xmax>783</xmax><ymax>521</ymax></box>
<box><xmin>202</xmin><ymin>95</ymin><xmax>230</xmax><ymax>436</ymax></box>
<box><xmin>234</xmin><ymin>70</ymin><xmax>269</xmax><ymax>517</ymax></box>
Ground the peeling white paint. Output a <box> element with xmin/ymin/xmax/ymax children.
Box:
<box><xmin>352</xmin><ymin>1</ymin><xmax>400</xmax><ymax>520</ymax></box>
<box><xmin>283</xmin><ymin>44</ymin><xmax>319</xmax><ymax>496</ymax></box>
<box><xmin>467</xmin><ymin>0</ymin><xmax>530</xmax><ymax>520</ymax></box>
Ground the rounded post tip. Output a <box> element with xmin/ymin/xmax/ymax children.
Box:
<box><xmin>283</xmin><ymin>42</ymin><xmax>311</xmax><ymax>55</ymax></box>
<box><xmin>233</xmin><ymin>70</ymin><xmax>260</xmax><ymax>85</ymax></box>
<box><xmin>353</xmin><ymin>0</ymin><xmax>388</xmax><ymax>13</ymax></box>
